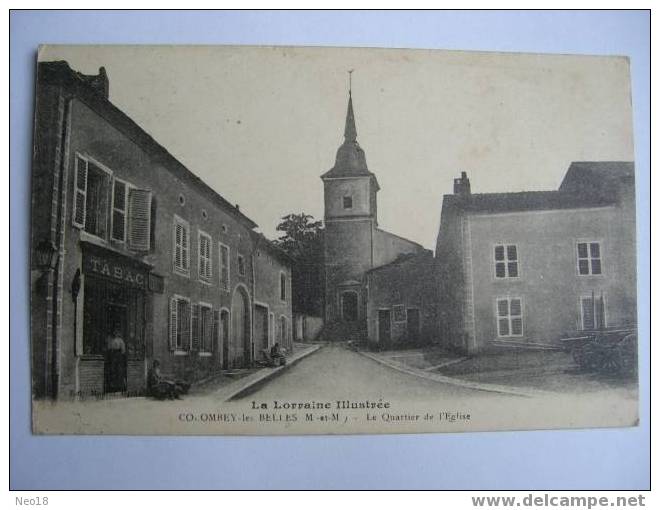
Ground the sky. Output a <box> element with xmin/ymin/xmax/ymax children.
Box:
<box><xmin>38</xmin><ymin>45</ymin><xmax>634</xmax><ymax>249</ymax></box>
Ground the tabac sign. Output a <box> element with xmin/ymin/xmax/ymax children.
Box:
<box><xmin>82</xmin><ymin>245</ymin><xmax>149</xmax><ymax>289</ymax></box>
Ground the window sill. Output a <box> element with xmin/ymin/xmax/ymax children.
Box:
<box><xmin>198</xmin><ymin>352</ymin><xmax>213</xmax><ymax>357</ymax></box>
<box><xmin>173</xmin><ymin>268</ymin><xmax>190</xmax><ymax>278</ymax></box>
<box><xmin>199</xmin><ymin>278</ymin><xmax>213</xmax><ymax>286</ymax></box>
<box><xmin>173</xmin><ymin>350</ymin><xmax>189</xmax><ymax>356</ymax></box>
<box><xmin>79</xmin><ymin>230</ymin><xmax>109</xmax><ymax>247</ymax></box>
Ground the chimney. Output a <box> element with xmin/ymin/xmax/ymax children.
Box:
<box><xmin>453</xmin><ymin>171</ymin><xmax>471</xmax><ymax>197</ymax></box>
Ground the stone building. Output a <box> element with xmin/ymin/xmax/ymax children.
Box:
<box><xmin>30</xmin><ymin>61</ymin><xmax>292</xmax><ymax>399</ymax></box>
<box><xmin>321</xmin><ymin>91</ymin><xmax>430</xmax><ymax>345</ymax></box>
<box><xmin>365</xmin><ymin>251</ymin><xmax>438</xmax><ymax>348</ymax></box>
<box><xmin>435</xmin><ymin>163</ymin><xmax>636</xmax><ymax>355</ymax></box>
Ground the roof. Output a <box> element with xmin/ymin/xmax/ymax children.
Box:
<box><xmin>442</xmin><ymin>189</ymin><xmax>615</xmax><ymax>215</ymax></box>
<box><xmin>559</xmin><ymin>161</ymin><xmax>635</xmax><ymax>199</ymax></box>
<box><xmin>249</xmin><ymin>231</ymin><xmax>294</xmax><ymax>266</ymax></box>
<box><xmin>38</xmin><ymin>61</ymin><xmax>258</xmax><ymax>229</ymax></box>
<box><xmin>366</xmin><ymin>250</ymin><xmax>434</xmax><ymax>275</ymax></box>
<box><xmin>442</xmin><ymin>161</ymin><xmax>634</xmax><ymax>217</ymax></box>
<box><xmin>321</xmin><ymin>92</ymin><xmax>379</xmax><ymax>186</ymax></box>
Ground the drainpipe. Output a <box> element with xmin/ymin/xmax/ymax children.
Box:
<box><xmin>250</xmin><ymin>239</ymin><xmax>257</xmax><ymax>364</ymax></box>
<box><xmin>51</xmin><ymin>94</ymin><xmax>72</xmax><ymax>399</ymax></box>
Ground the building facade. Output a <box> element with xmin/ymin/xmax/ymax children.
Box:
<box><xmin>435</xmin><ymin>164</ymin><xmax>636</xmax><ymax>355</ymax></box>
<box><xmin>31</xmin><ymin>61</ymin><xmax>292</xmax><ymax>399</ymax></box>
<box><xmin>321</xmin><ymin>92</ymin><xmax>429</xmax><ymax>345</ymax></box>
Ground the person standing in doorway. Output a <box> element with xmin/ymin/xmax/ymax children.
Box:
<box><xmin>105</xmin><ymin>326</ymin><xmax>127</xmax><ymax>393</ymax></box>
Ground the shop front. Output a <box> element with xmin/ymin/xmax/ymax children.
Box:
<box><xmin>78</xmin><ymin>242</ymin><xmax>154</xmax><ymax>397</ymax></box>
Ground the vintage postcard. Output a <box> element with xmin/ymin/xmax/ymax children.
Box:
<box><xmin>30</xmin><ymin>45</ymin><xmax>638</xmax><ymax>435</ymax></box>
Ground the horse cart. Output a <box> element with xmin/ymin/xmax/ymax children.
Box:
<box><xmin>560</xmin><ymin>326</ymin><xmax>637</xmax><ymax>376</ymax></box>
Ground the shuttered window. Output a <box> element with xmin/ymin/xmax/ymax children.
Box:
<box><xmin>72</xmin><ymin>155</ymin><xmax>110</xmax><ymax>238</ymax></box>
<box><xmin>198</xmin><ymin>231</ymin><xmax>212</xmax><ymax>281</ymax></box>
<box><xmin>173</xmin><ymin>216</ymin><xmax>190</xmax><ymax>275</ymax></box>
<box><xmin>581</xmin><ymin>294</ymin><xmax>606</xmax><ymax>330</ymax></box>
<box><xmin>191</xmin><ymin>304</ymin><xmax>200</xmax><ymax>351</ymax></box>
<box><xmin>169</xmin><ymin>296</ymin><xmax>191</xmax><ymax>352</ymax></box>
<box><xmin>197</xmin><ymin>304</ymin><xmax>214</xmax><ymax>353</ymax></box>
<box><xmin>111</xmin><ymin>179</ymin><xmax>128</xmax><ymax>242</ymax></box>
<box><xmin>73</xmin><ymin>156</ymin><xmax>88</xmax><ymax>227</ymax></box>
<box><xmin>496</xmin><ymin>297</ymin><xmax>523</xmax><ymax>337</ymax></box>
<box><xmin>577</xmin><ymin>242</ymin><xmax>602</xmax><ymax>275</ymax></box>
<box><xmin>219</xmin><ymin>243</ymin><xmax>230</xmax><ymax>291</ymax></box>
<box><xmin>128</xmin><ymin>188</ymin><xmax>152</xmax><ymax>251</ymax></box>
<box><xmin>494</xmin><ymin>244</ymin><xmax>519</xmax><ymax>278</ymax></box>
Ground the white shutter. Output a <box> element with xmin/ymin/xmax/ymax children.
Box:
<box><xmin>128</xmin><ymin>188</ymin><xmax>152</xmax><ymax>251</ymax></box>
<box><xmin>175</xmin><ymin>223</ymin><xmax>183</xmax><ymax>269</ymax></box>
<box><xmin>169</xmin><ymin>297</ymin><xmax>177</xmax><ymax>351</ymax></box>
<box><xmin>182</xmin><ymin>226</ymin><xmax>189</xmax><ymax>269</ymax></box>
<box><xmin>73</xmin><ymin>156</ymin><xmax>88</xmax><ymax>228</ymax></box>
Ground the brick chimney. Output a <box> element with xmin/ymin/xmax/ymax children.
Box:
<box><xmin>453</xmin><ymin>171</ymin><xmax>471</xmax><ymax>197</ymax></box>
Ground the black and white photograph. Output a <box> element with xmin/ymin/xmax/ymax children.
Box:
<box><xmin>29</xmin><ymin>44</ymin><xmax>638</xmax><ymax>435</ymax></box>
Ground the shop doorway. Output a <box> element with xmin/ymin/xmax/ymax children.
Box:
<box><xmin>81</xmin><ymin>275</ymin><xmax>145</xmax><ymax>395</ymax></box>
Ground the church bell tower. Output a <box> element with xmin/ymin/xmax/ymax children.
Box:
<box><xmin>321</xmin><ymin>85</ymin><xmax>380</xmax><ymax>333</ymax></box>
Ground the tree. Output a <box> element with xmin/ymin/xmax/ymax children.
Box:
<box><xmin>274</xmin><ymin>214</ymin><xmax>324</xmax><ymax>315</ymax></box>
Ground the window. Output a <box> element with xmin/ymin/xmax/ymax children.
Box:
<box><xmin>111</xmin><ymin>179</ymin><xmax>128</xmax><ymax>242</ymax></box>
<box><xmin>280</xmin><ymin>272</ymin><xmax>287</xmax><ymax>301</ymax></box>
<box><xmin>237</xmin><ymin>254</ymin><xmax>246</xmax><ymax>276</ymax></box>
<box><xmin>169</xmin><ymin>296</ymin><xmax>191</xmax><ymax>352</ymax></box>
<box><xmin>392</xmin><ymin>304</ymin><xmax>406</xmax><ymax>323</ymax></box>
<box><xmin>173</xmin><ymin>216</ymin><xmax>190</xmax><ymax>275</ymax></box>
<box><xmin>343</xmin><ymin>196</ymin><xmax>353</xmax><ymax>209</ymax></box>
<box><xmin>580</xmin><ymin>294</ymin><xmax>606</xmax><ymax>330</ymax></box>
<box><xmin>197</xmin><ymin>303</ymin><xmax>214</xmax><ymax>353</ymax></box>
<box><xmin>577</xmin><ymin>242</ymin><xmax>602</xmax><ymax>275</ymax></box>
<box><xmin>494</xmin><ymin>244</ymin><xmax>519</xmax><ymax>278</ymax></box>
<box><xmin>73</xmin><ymin>155</ymin><xmax>111</xmax><ymax>238</ymax></box>
<box><xmin>219</xmin><ymin>243</ymin><xmax>230</xmax><ymax>291</ymax></box>
<box><xmin>198</xmin><ymin>231</ymin><xmax>212</xmax><ymax>281</ymax></box>
<box><xmin>496</xmin><ymin>297</ymin><xmax>523</xmax><ymax>337</ymax></box>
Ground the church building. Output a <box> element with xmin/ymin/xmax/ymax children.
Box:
<box><xmin>321</xmin><ymin>91</ymin><xmax>431</xmax><ymax>346</ymax></box>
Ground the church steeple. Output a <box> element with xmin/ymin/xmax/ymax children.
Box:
<box><xmin>321</xmin><ymin>84</ymin><xmax>374</xmax><ymax>180</ymax></box>
<box><xmin>344</xmin><ymin>91</ymin><xmax>357</xmax><ymax>142</ymax></box>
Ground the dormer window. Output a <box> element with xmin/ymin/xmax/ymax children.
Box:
<box><xmin>343</xmin><ymin>196</ymin><xmax>353</xmax><ymax>209</ymax></box>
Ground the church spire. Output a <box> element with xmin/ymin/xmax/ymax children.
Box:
<box><xmin>344</xmin><ymin>92</ymin><xmax>357</xmax><ymax>142</ymax></box>
<box><xmin>344</xmin><ymin>70</ymin><xmax>357</xmax><ymax>142</ymax></box>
